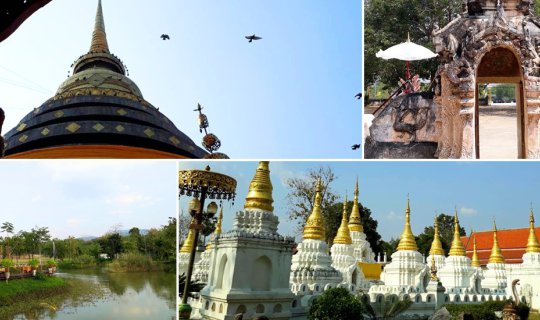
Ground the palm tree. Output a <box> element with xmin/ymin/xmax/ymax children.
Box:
<box><xmin>360</xmin><ymin>295</ymin><xmax>413</xmax><ymax>320</ymax></box>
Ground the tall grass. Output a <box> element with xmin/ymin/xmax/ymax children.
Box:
<box><xmin>0</xmin><ymin>276</ymin><xmax>68</xmax><ymax>307</ymax></box>
<box><xmin>107</xmin><ymin>253</ymin><xmax>163</xmax><ymax>273</ymax></box>
<box><xmin>57</xmin><ymin>254</ymin><xmax>98</xmax><ymax>270</ymax></box>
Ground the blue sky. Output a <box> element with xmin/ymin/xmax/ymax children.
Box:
<box><xmin>0</xmin><ymin>161</ymin><xmax>176</xmax><ymax>239</ymax></box>
<box><xmin>0</xmin><ymin>0</ymin><xmax>362</xmax><ymax>159</ymax></box>
<box><xmin>179</xmin><ymin>161</ymin><xmax>540</xmax><ymax>241</ymax></box>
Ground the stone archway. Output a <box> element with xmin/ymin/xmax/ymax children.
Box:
<box><xmin>475</xmin><ymin>47</ymin><xmax>525</xmax><ymax>158</ymax></box>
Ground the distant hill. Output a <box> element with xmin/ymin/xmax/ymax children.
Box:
<box><xmin>77</xmin><ymin>229</ymin><xmax>150</xmax><ymax>241</ymax></box>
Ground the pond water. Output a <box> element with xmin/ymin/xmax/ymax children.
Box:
<box><xmin>14</xmin><ymin>269</ymin><xmax>176</xmax><ymax>320</ymax></box>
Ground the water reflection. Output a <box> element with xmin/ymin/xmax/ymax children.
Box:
<box><xmin>12</xmin><ymin>270</ymin><xmax>175</xmax><ymax>320</ymax></box>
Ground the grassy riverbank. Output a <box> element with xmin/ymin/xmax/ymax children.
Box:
<box><xmin>0</xmin><ymin>276</ymin><xmax>107</xmax><ymax>319</ymax></box>
<box><xmin>107</xmin><ymin>253</ymin><xmax>165</xmax><ymax>272</ymax></box>
<box><xmin>0</xmin><ymin>276</ymin><xmax>69</xmax><ymax>307</ymax></box>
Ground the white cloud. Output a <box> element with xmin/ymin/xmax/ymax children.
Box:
<box><xmin>67</xmin><ymin>218</ymin><xmax>80</xmax><ymax>226</ymax></box>
<box><xmin>460</xmin><ymin>207</ymin><xmax>478</xmax><ymax>216</ymax></box>
<box><xmin>385</xmin><ymin>211</ymin><xmax>403</xmax><ymax>221</ymax></box>
<box><xmin>106</xmin><ymin>193</ymin><xmax>155</xmax><ymax>206</ymax></box>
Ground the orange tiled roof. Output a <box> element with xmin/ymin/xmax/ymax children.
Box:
<box><xmin>461</xmin><ymin>227</ymin><xmax>540</xmax><ymax>265</ymax></box>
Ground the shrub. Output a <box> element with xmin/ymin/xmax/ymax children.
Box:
<box><xmin>1</xmin><ymin>258</ymin><xmax>14</xmax><ymax>271</ymax></box>
<box><xmin>28</xmin><ymin>259</ymin><xmax>39</xmax><ymax>269</ymax></box>
<box><xmin>308</xmin><ymin>288</ymin><xmax>364</xmax><ymax>320</ymax></box>
<box><xmin>107</xmin><ymin>252</ymin><xmax>161</xmax><ymax>272</ymax></box>
<box><xmin>46</xmin><ymin>259</ymin><xmax>57</xmax><ymax>268</ymax></box>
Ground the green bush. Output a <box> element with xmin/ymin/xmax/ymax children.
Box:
<box><xmin>28</xmin><ymin>259</ymin><xmax>39</xmax><ymax>268</ymax></box>
<box><xmin>445</xmin><ymin>300</ymin><xmax>529</xmax><ymax>320</ymax></box>
<box><xmin>1</xmin><ymin>258</ymin><xmax>14</xmax><ymax>271</ymax></box>
<box><xmin>58</xmin><ymin>255</ymin><xmax>97</xmax><ymax>269</ymax></box>
<box><xmin>308</xmin><ymin>288</ymin><xmax>364</xmax><ymax>320</ymax></box>
<box><xmin>107</xmin><ymin>252</ymin><xmax>162</xmax><ymax>272</ymax></box>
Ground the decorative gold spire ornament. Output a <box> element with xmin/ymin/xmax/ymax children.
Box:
<box><xmin>488</xmin><ymin>220</ymin><xmax>505</xmax><ymax>264</ymax></box>
<box><xmin>449</xmin><ymin>209</ymin><xmax>466</xmax><ymax>256</ymax></box>
<box><xmin>348</xmin><ymin>177</ymin><xmax>364</xmax><ymax>232</ymax></box>
<box><xmin>397</xmin><ymin>196</ymin><xmax>418</xmax><ymax>251</ymax></box>
<box><xmin>206</xmin><ymin>207</ymin><xmax>223</xmax><ymax>250</ymax></box>
<box><xmin>334</xmin><ymin>194</ymin><xmax>352</xmax><ymax>245</ymax></box>
<box><xmin>471</xmin><ymin>234</ymin><xmax>481</xmax><ymax>267</ymax></box>
<box><xmin>180</xmin><ymin>219</ymin><xmax>196</xmax><ymax>253</ymax></box>
<box><xmin>429</xmin><ymin>215</ymin><xmax>445</xmax><ymax>256</ymax></box>
<box><xmin>303</xmin><ymin>178</ymin><xmax>326</xmax><ymax>241</ymax></box>
<box><xmin>90</xmin><ymin>0</ymin><xmax>110</xmax><ymax>53</ymax></box>
<box><xmin>244</xmin><ymin>161</ymin><xmax>274</xmax><ymax>212</ymax></box>
<box><xmin>526</xmin><ymin>208</ymin><xmax>540</xmax><ymax>253</ymax></box>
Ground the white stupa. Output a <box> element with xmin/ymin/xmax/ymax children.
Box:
<box><xmin>198</xmin><ymin>162</ymin><xmax>295</xmax><ymax>320</ymax></box>
<box><xmin>349</xmin><ymin>178</ymin><xmax>375</xmax><ymax>263</ymax></box>
<box><xmin>290</xmin><ymin>178</ymin><xmax>342</xmax><ymax>297</ymax></box>
<box><xmin>330</xmin><ymin>194</ymin><xmax>365</xmax><ymax>290</ymax></box>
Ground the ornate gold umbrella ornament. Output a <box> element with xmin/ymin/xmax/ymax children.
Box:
<box><xmin>178</xmin><ymin>166</ymin><xmax>237</xmax><ymax>319</ymax></box>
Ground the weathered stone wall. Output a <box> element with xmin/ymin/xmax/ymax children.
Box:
<box><xmin>365</xmin><ymin>93</ymin><xmax>439</xmax><ymax>159</ymax></box>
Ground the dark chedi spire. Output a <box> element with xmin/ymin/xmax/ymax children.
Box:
<box><xmin>90</xmin><ymin>0</ymin><xmax>109</xmax><ymax>53</ymax></box>
<box><xmin>72</xmin><ymin>0</ymin><xmax>125</xmax><ymax>75</ymax></box>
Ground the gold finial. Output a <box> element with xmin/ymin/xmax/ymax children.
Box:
<box><xmin>348</xmin><ymin>177</ymin><xmax>364</xmax><ymax>232</ymax></box>
<box><xmin>471</xmin><ymin>234</ymin><xmax>481</xmax><ymax>267</ymax></box>
<box><xmin>488</xmin><ymin>219</ymin><xmax>505</xmax><ymax>264</ymax></box>
<box><xmin>90</xmin><ymin>0</ymin><xmax>110</xmax><ymax>53</ymax></box>
<box><xmin>526</xmin><ymin>207</ymin><xmax>540</xmax><ymax>253</ymax></box>
<box><xmin>303</xmin><ymin>178</ymin><xmax>326</xmax><ymax>241</ymax></box>
<box><xmin>206</xmin><ymin>207</ymin><xmax>224</xmax><ymax>250</ymax></box>
<box><xmin>334</xmin><ymin>194</ymin><xmax>352</xmax><ymax>245</ymax></box>
<box><xmin>180</xmin><ymin>218</ymin><xmax>196</xmax><ymax>253</ymax></box>
<box><xmin>244</xmin><ymin>161</ymin><xmax>274</xmax><ymax>212</ymax></box>
<box><xmin>429</xmin><ymin>215</ymin><xmax>445</xmax><ymax>256</ymax></box>
<box><xmin>397</xmin><ymin>195</ymin><xmax>418</xmax><ymax>251</ymax></box>
<box><xmin>449</xmin><ymin>208</ymin><xmax>466</xmax><ymax>256</ymax></box>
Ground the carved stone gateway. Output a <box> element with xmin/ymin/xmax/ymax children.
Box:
<box><xmin>433</xmin><ymin>0</ymin><xmax>540</xmax><ymax>158</ymax></box>
<box><xmin>366</xmin><ymin>0</ymin><xmax>540</xmax><ymax>158</ymax></box>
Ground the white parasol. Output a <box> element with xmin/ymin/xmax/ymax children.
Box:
<box><xmin>376</xmin><ymin>34</ymin><xmax>437</xmax><ymax>61</ymax></box>
<box><xmin>376</xmin><ymin>34</ymin><xmax>437</xmax><ymax>92</ymax></box>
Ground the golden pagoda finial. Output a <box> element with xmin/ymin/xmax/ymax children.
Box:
<box><xmin>334</xmin><ymin>194</ymin><xmax>352</xmax><ymax>245</ymax></box>
<box><xmin>429</xmin><ymin>215</ymin><xmax>445</xmax><ymax>256</ymax></box>
<box><xmin>303</xmin><ymin>178</ymin><xmax>326</xmax><ymax>241</ymax></box>
<box><xmin>526</xmin><ymin>207</ymin><xmax>540</xmax><ymax>253</ymax></box>
<box><xmin>488</xmin><ymin>219</ymin><xmax>505</xmax><ymax>264</ymax></box>
<box><xmin>397</xmin><ymin>195</ymin><xmax>418</xmax><ymax>251</ymax></box>
<box><xmin>90</xmin><ymin>0</ymin><xmax>110</xmax><ymax>53</ymax></box>
<box><xmin>471</xmin><ymin>234</ymin><xmax>481</xmax><ymax>267</ymax></box>
<box><xmin>449</xmin><ymin>208</ymin><xmax>466</xmax><ymax>256</ymax></box>
<box><xmin>348</xmin><ymin>177</ymin><xmax>364</xmax><ymax>232</ymax></box>
<box><xmin>207</xmin><ymin>207</ymin><xmax>224</xmax><ymax>250</ymax></box>
<box><xmin>180</xmin><ymin>218</ymin><xmax>196</xmax><ymax>253</ymax></box>
<box><xmin>244</xmin><ymin>161</ymin><xmax>274</xmax><ymax>212</ymax></box>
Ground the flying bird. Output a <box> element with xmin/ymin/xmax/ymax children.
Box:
<box><xmin>161</xmin><ymin>34</ymin><xmax>170</xmax><ymax>40</ymax></box>
<box><xmin>355</xmin><ymin>92</ymin><xmax>362</xmax><ymax>100</ymax></box>
<box><xmin>351</xmin><ymin>144</ymin><xmax>361</xmax><ymax>150</ymax></box>
<box><xmin>245</xmin><ymin>34</ymin><xmax>262</xmax><ymax>43</ymax></box>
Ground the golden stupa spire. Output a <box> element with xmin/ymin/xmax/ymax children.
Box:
<box><xmin>303</xmin><ymin>178</ymin><xmax>326</xmax><ymax>241</ymax></box>
<box><xmin>90</xmin><ymin>0</ymin><xmax>110</xmax><ymax>53</ymax></box>
<box><xmin>397</xmin><ymin>195</ymin><xmax>418</xmax><ymax>251</ymax></box>
<box><xmin>180</xmin><ymin>218</ymin><xmax>196</xmax><ymax>253</ymax></box>
<box><xmin>488</xmin><ymin>219</ymin><xmax>505</xmax><ymax>264</ymax></box>
<box><xmin>429</xmin><ymin>215</ymin><xmax>445</xmax><ymax>256</ymax></box>
<box><xmin>471</xmin><ymin>234</ymin><xmax>481</xmax><ymax>267</ymax></box>
<box><xmin>526</xmin><ymin>207</ymin><xmax>540</xmax><ymax>253</ymax></box>
<box><xmin>334</xmin><ymin>194</ymin><xmax>352</xmax><ymax>245</ymax></box>
<box><xmin>449</xmin><ymin>208</ymin><xmax>466</xmax><ymax>256</ymax></box>
<box><xmin>348</xmin><ymin>177</ymin><xmax>364</xmax><ymax>232</ymax></box>
<box><xmin>244</xmin><ymin>161</ymin><xmax>274</xmax><ymax>212</ymax></box>
<box><xmin>206</xmin><ymin>207</ymin><xmax>224</xmax><ymax>250</ymax></box>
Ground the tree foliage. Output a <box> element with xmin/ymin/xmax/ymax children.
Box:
<box><xmin>285</xmin><ymin>166</ymin><xmax>339</xmax><ymax>243</ymax></box>
<box><xmin>415</xmin><ymin>213</ymin><xmax>465</xmax><ymax>255</ymax></box>
<box><xmin>308</xmin><ymin>288</ymin><xmax>364</xmax><ymax>320</ymax></box>
<box><xmin>360</xmin><ymin>296</ymin><xmax>413</xmax><ymax>320</ymax></box>
<box><xmin>364</xmin><ymin>0</ymin><xmax>462</xmax><ymax>92</ymax></box>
